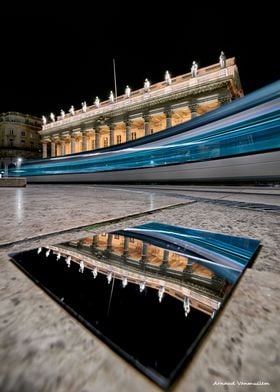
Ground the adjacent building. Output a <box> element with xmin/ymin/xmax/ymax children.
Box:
<box><xmin>40</xmin><ymin>56</ymin><xmax>243</xmax><ymax>159</ymax></box>
<box><xmin>0</xmin><ymin>112</ymin><xmax>42</xmax><ymax>170</ymax></box>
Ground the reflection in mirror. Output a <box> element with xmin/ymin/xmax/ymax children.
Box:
<box><xmin>9</xmin><ymin>222</ymin><xmax>260</xmax><ymax>389</ymax></box>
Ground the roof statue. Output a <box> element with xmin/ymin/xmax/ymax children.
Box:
<box><xmin>60</xmin><ymin>109</ymin><xmax>65</xmax><ymax>119</ymax></box>
<box><xmin>125</xmin><ymin>85</ymin><xmax>131</xmax><ymax>98</ymax></box>
<box><xmin>81</xmin><ymin>101</ymin><xmax>87</xmax><ymax>113</ymax></box>
<box><xmin>50</xmin><ymin>112</ymin><xmax>55</xmax><ymax>122</ymax></box>
<box><xmin>109</xmin><ymin>91</ymin><xmax>114</xmax><ymax>103</ymax></box>
<box><xmin>165</xmin><ymin>70</ymin><xmax>172</xmax><ymax>85</ymax></box>
<box><xmin>144</xmin><ymin>78</ymin><xmax>150</xmax><ymax>92</ymax></box>
<box><xmin>191</xmin><ymin>61</ymin><xmax>198</xmax><ymax>77</ymax></box>
<box><xmin>94</xmin><ymin>96</ymin><xmax>100</xmax><ymax>108</ymax></box>
<box><xmin>42</xmin><ymin>115</ymin><xmax>47</xmax><ymax>125</ymax></box>
<box><xmin>219</xmin><ymin>51</ymin><xmax>226</xmax><ymax>68</ymax></box>
<box><xmin>69</xmin><ymin>105</ymin><xmax>75</xmax><ymax>116</ymax></box>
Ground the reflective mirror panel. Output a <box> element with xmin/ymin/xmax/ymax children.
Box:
<box><xmin>9</xmin><ymin>222</ymin><xmax>260</xmax><ymax>389</ymax></box>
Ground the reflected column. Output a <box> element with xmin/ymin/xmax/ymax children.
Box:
<box><xmin>106</xmin><ymin>233</ymin><xmax>113</xmax><ymax>255</ymax></box>
<box><xmin>122</xmin><ymin>236</ymin><xmax>130</xmax><ymax>261</ymax></box>
<box><xmin>189</xmin><ymin>102</ymin><xmax>198</xmax><ymax>119</ymax></box>
<box><xmin>141</xmin><ymin>242</ymin><xmax>148</xmax><ymax>263</ymax></box>
<box><xmin>160</xmin><ymin>249</ymin><xmax>169</xmax><ymax>271</ymax></box>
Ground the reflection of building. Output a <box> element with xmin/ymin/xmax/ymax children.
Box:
<box><xmin>0</xmin><ymin>112</ymin><xmax>42</xmax><ymax>169</ymax></box>
<box><xmin>48</xmin><ymin>230</ymin><xmax>232</xmax><ymax>316</ymax></box>
<box><xmin>39</xmin><ymin>57</ymin><xmax>243</xmax><ymax>158</ymax></box>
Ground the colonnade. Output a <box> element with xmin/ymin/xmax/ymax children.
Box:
<box><xmin>41</xmin><ymin>103</ymin><xmax>199</xmax><ymax>158</ymax></box>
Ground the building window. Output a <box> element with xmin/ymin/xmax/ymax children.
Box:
<box><xmin>132</xmin><ymin>132</ymin><xmax>137</xmax><ymax>140</ymax></box>
<box><xmin>151</xmin><ymin>128</ymin><xmax>154</xmax><ymax>134</ymax></box>
<box><xmin>114</xmin><ymin>234</ymin><xmax>119</xmax><ymax>239</ymax></box>
<box><xmin>103</xmin><ymin>137</ymin><xmax>108</xmax><ymax>148</ymax></box>
<box><xmin>30</xmin><ymin>133</ymin><xmax>33</xmax><ymax>138</ymax></box>
<box><xmin>9</xmin><ymin>140</ymin><xmax>14</xmax><ymax>147</ymax></box>
<box><xmin>116</xmin><ymin>135</ymin><xmax>121</xmax><ymax>144</ymax></box>
<box><xmin>21</xmin><ymin>140</ymin><xmax>25</xmax><ymax>144</ymax></box>
<box><xmin>130</xmin><ymin>238</ymin><xmax>135</xmax><ymax>243</ymax></box>
<box><xmin>9</xmin><ymin>130</ymin><xmax>14</xmax><ymax>135</ymax></box>
<box><xmin>91</xmin><ymin>140</ymin><xmax>95</xmax><ymax>150</ymax></box>
<box><xmin>21</xmin><ymin>131</ymin><xmax>26</xmax><ymax>136</ymax></box>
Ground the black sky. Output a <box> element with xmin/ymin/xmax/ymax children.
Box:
<box><xmin>1</xmin><ymin>3</ymin><xmax>278</xmax><ymax>118</ymax></box>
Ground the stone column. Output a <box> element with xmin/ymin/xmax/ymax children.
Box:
<box><xmin>164</xmin><ymin>107</ymin><xmax>172</xmax><ymax>128</ymax></box>
<box><xmin>42</xmin><ymin>142</ymin><xmax>48</xmax><ymax>158</ymax></box>
<box><xmin>143</xmin><ymin>113</ymin><xmax>151</xmax><ymax>136</ymax></box>
<box><xmin>51</xmin><ymin>139</ymin><xmax>56</xmax><ymax>157</ymax></box>
<box><xmin>60</xmin><ymin>139</ymin><xmax>65</xmax><ymax>156</ymax></box>
<box><xmin>124</xmin><ymin>119</ymin><xmax>132</xmax><ymax>142</ymax></box>
<box><xmin>109</xmin><ymin>123</ymin><xmax>115</xmax><ymax>146</ymax></box>
<box><xmin>71</xmin><ymin>134</ymin><xmax>76</xmax><ymax>154</ymax></box>
<box><xmin>189</xmin><ymin>102</ymin><xmax>198</xmax><ymax>119</ymax></box>
<box><xmin>95</xmin><ymin>127</ymin><xmax>100</xmax><ymax>149</ymax></box>
<box><xmin>82</xmin><ymin>131</ymin><xmax>88</xmax><ymax>151</ymax></box>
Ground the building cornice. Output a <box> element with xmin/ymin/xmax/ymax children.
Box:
<box><xmin>40</xmin><ymin>64</ymin><xmax>240</xmax><ymax>136</ymax></box>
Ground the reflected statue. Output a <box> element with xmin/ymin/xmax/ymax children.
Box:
<box><xmin>81</xmin><ymin>101</ymin><xmax>87</xmax><ymax>113</ymax></box>
<box><xmin>125</xmin><ymin>85</ymin><xmax>131</xmax><ymax>98</ymax></box>
<box><xmin>69</xmin><ymin>105</ymin><xmax>75</xmax><ymax>116</ymax></box>
<box><xmin>42</xmin><ymin>115</ymin><xmax>47</xmax><ymax>125</ymax></box>
<box><xmin>50</xmin><ymin>112</ymin><xmax>55</xmax><ymax>122</ymax></box>
<box><xmin>60</xmin><ymin>109</ymin><xmax>65</xmax><ymax>119</ymax></box>
<box><xmin>94</xmin><ymin>96</ymin><xmax>100</xmax><ymax>108</ymax></box>
<box><xmin>191</xmin><ymin>61</ymin><xmax>198</xmax><ymax>77</ymax></box>
<box><xmin>144</xmin><ymin>78</ymin><xmax>150</xmax><ymax>92</ymax></box>
<box><xmin>219</xmin><ymin>51</ymin><xmax>226</xmax><ymax>68</ymax></box>
<box><xmin>165</xmin><ymin>70</ymin><xmax>172</xmax><ymax>85</ymax></box>
<box><xmin>109</xmin><ymin>91</ymin><xmax>114</xmax><ymax>103</ymax></box>
<box><xmin>79</xmin><ymin>260</ymin><xmax>84</xmax><ymax>273</ymax></box>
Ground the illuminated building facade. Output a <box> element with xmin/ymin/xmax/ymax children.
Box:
<box><xmin>0</xmin><ymin>112</ymin><xmax>42</xmax><ymax>169</ymax></box>
<box><xmin>40</xmin><ymin>57</ymin><xmax>243</xmax><ymax>159</ymax></box>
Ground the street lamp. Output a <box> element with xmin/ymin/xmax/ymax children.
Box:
<box><xmin>17</xmin><ymin>157</ymin><xmax>22</xmax><ymax>169</ymax></box>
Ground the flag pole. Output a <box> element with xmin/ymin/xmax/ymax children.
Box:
<box><xmin>113</xmin><ymin>58</ymin><xmax>118</xmax><ymax>102</ymax></box>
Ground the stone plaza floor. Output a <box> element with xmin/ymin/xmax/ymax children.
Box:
<box><xmin>0</xmin><ymin>184</ymin><xmax>279</xmax><ymax>392</ymax></box>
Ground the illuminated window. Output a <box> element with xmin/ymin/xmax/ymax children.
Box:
<box><xmin>104</xmin><ymin>137</ymin><xmax>108</xmax><ymax>148</ymax></box>
<box><xmin>116</xmin><ymin>135</ymin><xmax>121</xmax><ymax>144</ymax></box>
<box><xmin>132</xmin><ymin>132</ymin><xmax>137</xmax><ymax>140</ymax></box>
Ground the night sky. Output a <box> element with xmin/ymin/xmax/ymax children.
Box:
<box><xmin>1</xmin><ymin>3</ymin><xmax>278</xmax><ymax>118</ymax></box>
